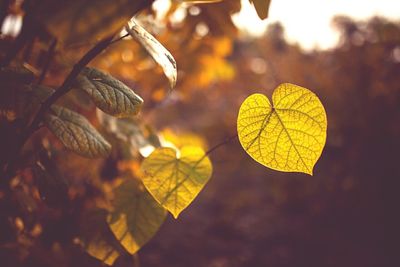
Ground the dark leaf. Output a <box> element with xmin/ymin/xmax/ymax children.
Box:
<box><xmin>44</xmin><ymin>105</ymin><xmax>111</xmax><ymax>158</ymax></box>
<box><xmin>28</xmin><ymin>0</ymin><xmax>154</xmax><ymax>46</ymax></box>
<box><xmin>97</xmin><ymin>110</ymin><xmax>160</xmax><ymax>158</ymax></box>
<box><xmin>250</xmin><ymin>0</ymin><xmax>271</xmax><ymax>20</ymax></box>
<box><xmin>32</xmin><ymin>151</ymin><xmax>69</xmax><ymax>208</ymax></box>
<box><xmin>74</xmin><ymin>68</ymin><xmax>143</xmax><ymax>117</ymax></box>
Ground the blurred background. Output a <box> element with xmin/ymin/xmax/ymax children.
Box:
<box><xmin>134</xmin><ymin>1</ymin><xmax>399</xmax><ymax>266</ymax></box>
<box><xmin>1</xmin><ymin>0</ymin><xmax>399</xmax><ymax>266</ymax></box>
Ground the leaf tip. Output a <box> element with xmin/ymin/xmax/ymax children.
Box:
<box><xmin>130</xmin><ymin>99</ymin><xmax>144</xmax><ymax>116</ymax></box>
<box><xmin>171</xmin><ymin>210</ymin><xmax>181</xmax><ymax>219</ymax></box>
<box><xmin>250</xmin><ymin>0</ymin><xmax>271</xmax><ymax>20</ymax></box>
<box><xmin>302</xmin><ymin>165</ymin><xmax>314</xmax><ymax>176</ymax></box>
<box><xmin>102</xmin><ymin>141</ymin><xmax>112</xmax><ymax>156</ymax></box>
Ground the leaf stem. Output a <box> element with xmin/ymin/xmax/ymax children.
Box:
<box><xmin>110</xmin><ymin>33</ymin><xmax>130</xmax><ymax>45</ymax></box>
<box><xmin>37</xmin><ymin>38</ymin><xmax>57</xmax><ymax>84</ymax></box>
<box><xmin>4</xmin><ymin>34</ymin><xmax>115</xmax><ymax>178</ymax></box>
<box><xmin>27</xmin><ymin>34</ymin><xmax>114</xmax><ymax>136</ymax></box>
<box><xmin>205</xmin><ymin>134</ymin><xmax>238</xmax><ymax>157</ymax></box>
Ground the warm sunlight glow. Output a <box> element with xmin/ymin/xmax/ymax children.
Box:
<box><xmin>233</xmin><ymin>0</ymin><xmax>400</xmax><ymax>50</ymax></box>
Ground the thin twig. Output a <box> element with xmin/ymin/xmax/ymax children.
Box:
<box><xmin>179</xmin><ymin>133</ymin><xmax>238</xmax><ymax>182</ymax></box>
<box><xmin>26</xmin><ymin>34</ymin><xmax>114</xmax><ymax>137</ymax></box>
<box><xmin>37</xmin><ymin>38</ymin><xmax>57</xmax><ymax>84</ymax></box>
<box><xmin>2</xmin><ymin>2</ymin><xmax>154</xmax><ymax>180</ymax></box>
<box><xmin>110</xmin><ymin>33</ymin><xmax>130</xmax><ymax>45</ymax></box>
<box><xmin>22</xmin><ymin>35</ymin><xmax>35</xmax><ymax>63</ymax></box>
<box><xmin>205</xmin><ymin>134</ymin><xmax>238</xmax><ymax>157</ymax></box>
<box><xmin>4</xmin><ymin>34</ymin><xmax>115</xmax><ymax>178</ymax></box>
<box><xmin>264</xmin><ymin>56</ymin><xmax>281</xmax><ymax>87</ymax></box>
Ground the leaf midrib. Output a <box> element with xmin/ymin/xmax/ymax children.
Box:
<box><xmin>274</xmin><ymin>108</ymin><xmax>310</xmax><ymax>173</ymax></box>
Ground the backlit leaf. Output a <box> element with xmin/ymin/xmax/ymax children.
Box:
<box><xmin>160</xmin><ymin>129</ymin><xmax>208</xmax><ymax>150</ymax></box>
<box><xmin>237</xmin><ymin>83</ymin><xmax>327</xmax><ymax>175</ymax></box>
<box><xmin>126</xmin><ymin>19</ymin><xmax>177</xmax><ymax>88</ymax></box>
<box><xmin>44</xmin><ymin>105</ymin><xmax>111</xmax><ymax>158</ymax></box>
<box><xmin>107</xmin><ymin>179</ymin><xmax>167</xmax><ymax>255</ymax></box>
<box><xmin>74</xmin><ymin>67</ymin><xmax>143</xmax><ymax>117</ymax></box>
<box><xmin>141</xmin><ymin>146</ymin><xmax>212</xmax><ymax>218</ymax></box>
<box><xmin>250</xmin><ymin>0</ymin><xmax>271</xmax><ymax>20</ymax></box>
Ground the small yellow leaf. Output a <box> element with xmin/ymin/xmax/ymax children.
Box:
<box><xmin>141</xmin><ymin>146</ymin><xmax>212</xmax><ymax>218</ymax></box>
<box><xmin>80</xmin><ymin>209</ymin><xmax>121</xmax><ymax>266</ymax></box>
<box><xmin>160</xmin><ymin>129</ymin><xmax>208</xmax><ymax>150</ymax></box>
<box><xmin>237</xmin><ymin>83</ymin><xmax>327</xmax><ymax>175</ymax></box>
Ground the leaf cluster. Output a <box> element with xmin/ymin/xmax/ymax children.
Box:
<box><xmin>0</xmin><ymin>0</ymin><xmax>330</xmax><ymax>266</ymax></box>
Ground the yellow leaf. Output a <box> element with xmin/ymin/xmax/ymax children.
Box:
<box><xmin>80</xmin><ymin>209</ymin><xmax>121</xmax><ymax>266</ymax></box>
<box><xmin>237</xmin><ymin>83</ymin><xmax>327</xmax><ymax>175</ymax></box>
<box><xmin>141</xmin><ymin>146</ymin><xmax>212</xmax><ymax>218</ymax></box>
<box><xmin>86</xmin><ymin>241</ymin><xmax>119</xmax><ymax>266</ymax></box>
<box><xmin>107</xmin><ymin>179</ymin><xmax>167</xmax><ymax>255</ymax></box>
<box><xmin>161</xmin><ymin>129</ymin><xmax>208</xmax><ymax>150</ymax></box>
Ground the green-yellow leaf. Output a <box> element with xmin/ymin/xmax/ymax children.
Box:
<box><xmin>141</xmin><ymin>146</ymin><xmax>212</xmax><ymax>218</ymax></box>
<box><xmin>237</xmin><ymin>83</ymin><xmax>327</xmax><ymax>175</ymax></box>
<box><xmin>74</xmin><ymin>67</ymin><xmax>143</xmax><ymax>117</ymax></box>
<box><xmin>107</xmin><ymin>179</ymin><xmax>167</xmax><ymax>255</ymax></box>
<box><xmin>44</xmin><ymin>105</ymin><xmax>111</xmax><ymax>158</ymax></box>
<box><xmin>80</xmin><ymin>209</ymin><xmax>121</xmax><ymax>265</ymax></box>
<box><xmin>250</xmin><ymin>0</ymin><xmax>271</xmax><ymax>20</ymax></box>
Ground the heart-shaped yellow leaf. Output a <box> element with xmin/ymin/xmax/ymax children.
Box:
<box><xmin>141</xmin><ymin>146</ymin><xmax>212</xmax><ymax>218</ymax></box>
<box><xmin>237</xmin><ymin>83</ymin><xmax>327</xmax><ymax>175</ymax></box>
